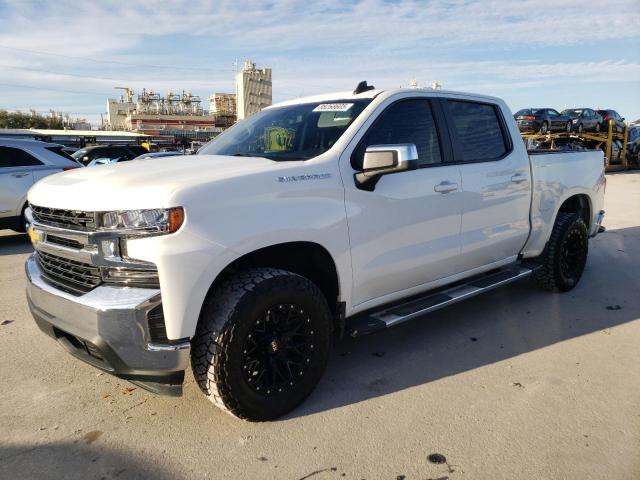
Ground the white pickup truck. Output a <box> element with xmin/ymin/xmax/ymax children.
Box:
<box><xmin>25</xmin><ymin>83</ymin><xmax>605</xmax><ymax>420</ymax></box>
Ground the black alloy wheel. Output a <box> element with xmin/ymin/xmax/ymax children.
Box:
<box><xmin>241</xmin><ymin>303</ymin><xmax>314</xmax><ymax>396</ymax></box>
<box><xmin>559</xmin><ymin>228</ymin><xmax>588</xmax><ymax>284</ymax></box>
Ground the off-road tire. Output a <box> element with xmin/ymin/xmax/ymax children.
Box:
<box><xmin>191</xmin><ymin>268</ymin><xmax>333</xmax><ymax>421</ymax></box>
<box><xmin>533</xmin><ymin>212</ymin><xmax>588</xmax><ymax>292</ymax></box>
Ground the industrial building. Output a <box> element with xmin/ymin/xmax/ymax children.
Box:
<box><xmin>106</xmin><ymin>87</ymin><xmax>226</xmax><ymax>140</ymax></box>
<box><xmin>102</xmin><ymin>59</ymin><xmax>272</xmax><ymax>141</ymax></box>
<box><xmin>235</xmin><ymin>60</ymin><xmax>272</xmax><ymax>120</ymax></box>
<box><xmin>208</xmin><ymin>93</ymin><xmax>237</xmax><ymax>129</ymax></box>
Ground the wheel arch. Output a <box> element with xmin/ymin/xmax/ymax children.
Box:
<box><xmin>198</xmin><ymin>241</ymin><xmax>343</xmax><ymax>335</ymax></box>
<box><xmin>557</xmin><ymin>193</ymin><xmax>592</xmax><ymax>230</ymax></box>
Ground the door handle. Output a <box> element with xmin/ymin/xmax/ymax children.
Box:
<box><xmin>11</xmin><ymin>172</ymin><xmax>30</xmax><ymax>178</ymax></box>
<box><xmin>434</xmin><ymin>181</ymin><xmax>458</xmax><ymax>193</ymax></box>
<box><xmin>511</xmin><ymin>174</ymin><xmax>528</xmax><ymax>184</ymax></box>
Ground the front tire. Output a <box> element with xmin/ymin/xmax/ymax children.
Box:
<box><xmin>577</xmin><ymin>123</ymin><xmax>584</xmax><ymax>134</ymax></box>
<box><xmin>191</xmin><ymin>268</ymin><xmax>333</xmax><ymax>421</ymax></box>
<box><xmin>566</xmin><ymin>121</ymin><xmax>572</xmax><ymax>133</ymax></box>
<box><xmin>595</xmin><ymin>122</ymin><xmax>601</xmax><ymax>133</ymax></box>
<box><xmin>533</xmin><ymin>212</ymin><xmax>589</xmax><ymax>292</ymax></box>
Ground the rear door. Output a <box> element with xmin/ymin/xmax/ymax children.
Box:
<box><xmin>0</xmin><ymin>146</ymin><xmax>40</xmax><ymax>219</ymax></box>
<box><xmin>343</xmin><ymin>96</ymin><xmax>463</xmax><ymax>307</ymax></box>
<box><xmin>440</xmin><ymin>97</ymin><xmax>531</xmax><ymax>272</ymax></box>
<box><xmin>547</xmin><ymin>109</ymin><xmax>562</xmax><ymax>129</ymax></box>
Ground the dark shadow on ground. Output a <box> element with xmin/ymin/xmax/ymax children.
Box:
<box><xmin>0</xmin><ymin>232</ymin><xmax>32</xmax><ymax>256</ymax></box>
<box><xmin>0</xmin><ymin>442</ymin><xmax>184</xmax><ymax>480</ymax></box>
<box><xmin>287</xmin><ymin>225</ymin><xmax>640</xmax><ymax>419</ymax></box>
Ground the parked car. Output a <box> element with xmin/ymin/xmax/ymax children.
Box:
<box><xmin>87</xmin><ymin>151</ymin><xmax>183</xmax><ymax>166</ymax></box>
<box><xmin>72</xmin><ymin>145</ymin><xmax>148</xmax><ymax>166</ymax></box>
<box><xmin>596</xmin><ymin>109</ymin><xmax>626</xmax><ymax>133</ymax></box>
<box><xmin>62</xmin><ymin>146</ymin><xmax>78</xmax><ymax>156</ymax></box>
<box><xmin>0</xmin><ymin>138</ymin><xmax>81</xmax><ymax>231</ymax></box>
<box><xmin>626</xmin><ymin>126</ymin><xmax>640</xmax><ymax>164</ymax></box>
<box><xmin>133</xmin><ymin>152</ymin><xmax>183</xmax><ymax>161</ymax></box>
<box><xmin>561</xmin><ymin>108</ymin><xmax>603</xmax><ymax>133</ymax></box>
<box><xmin>514</xmin><ymin>108</ymin><xmax>572</xmax><ymax>133</ymax></box>
<box><xmin>26</xmin><ymin>85</ymin><xmax>605</xmax><ymax>420</ymax></box>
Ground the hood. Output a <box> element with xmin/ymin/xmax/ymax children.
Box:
<box><xmin>28</xmin><ymin>154</ymin><xmax>276</xmax><ymax>211</ymax></box>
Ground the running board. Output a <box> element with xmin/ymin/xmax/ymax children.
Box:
<box><xmin>346</xmin><ymin>265</ymin><xmax>535</xmax><ymax>337</ymax></box>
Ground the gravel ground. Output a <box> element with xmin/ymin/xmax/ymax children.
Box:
<box><xmin>0</xmin><ymin>172</ymin><xmax>639</xmax><ymax>480</ymax></box>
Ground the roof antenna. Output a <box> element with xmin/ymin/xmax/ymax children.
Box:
<box><xmin>353</xmin><ymin>81</ymin><xmax>375</xmax><ymax>95</ymax></box>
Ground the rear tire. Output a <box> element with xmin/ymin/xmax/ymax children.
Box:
<box><xmin>191</xmin><ymin>268</ymin><xmax>333</xmax><ymax>421</ymax></box>
<box><xmin>539</xmin><ymin>122</ymin><xmax>549</xmax><ymax>134</ymax></box>
<box><xmin>533</xmin><ymin>212</ymin><xmax>588</xmax><ymax>292</ymax></box>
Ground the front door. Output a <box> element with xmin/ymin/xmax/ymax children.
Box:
<box><xmin>342</xmin><ymin>97</ymin><xmax>463</xmax><ymax>307</ymax></box>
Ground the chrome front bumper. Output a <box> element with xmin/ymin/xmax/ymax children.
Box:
<box><xmin>25</xmin><ymin>254</ymin><xmax>190</xmax><ymax>395</ymax></box>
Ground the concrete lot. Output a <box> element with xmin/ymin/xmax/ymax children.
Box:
<box><xmin>1</xmin><ymin>173</ymin><xmax>639</xmax><ymax>480</ymax></box>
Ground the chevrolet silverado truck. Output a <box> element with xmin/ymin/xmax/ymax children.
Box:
<box><xmin>25</xmin><ymin>83</ymin><xmax>606</xmax><ymax>421</ymax></box>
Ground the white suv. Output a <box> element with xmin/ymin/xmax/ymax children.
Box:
<box><xmin>0</xmin><ymin>138</ymin><xmax>81</xmax><ymax>231</ymax></box>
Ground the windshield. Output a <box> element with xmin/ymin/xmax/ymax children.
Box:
<box><xmin>562</xmin><ymin>109</ymin><xmax>582</xmax><ymax>116</ymax></box>
<box><xmin>198</xmin><ymin>99</ymin><xmax>371</xmax><ymax>161</ymax></box>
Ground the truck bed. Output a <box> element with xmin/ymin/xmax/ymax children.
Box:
<box><xmin>522</xmin><ymin>149</ymin><xmax>606</xmax><ymax>258</ymax></box>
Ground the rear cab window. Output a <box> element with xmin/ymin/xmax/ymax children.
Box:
<box><xmin>444</xmin><ymin>100</ymin><xmax>510</xmax><ymax>162</ymax></box>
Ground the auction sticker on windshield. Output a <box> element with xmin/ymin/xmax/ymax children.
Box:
<box><xmin>312</xmin><ymin>103</ymin><xmax>354</xmax><ymax>112</ymax></box>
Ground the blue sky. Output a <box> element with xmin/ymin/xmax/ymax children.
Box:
<box><xmin>0</xmin><ymin>0</ymin><xmax>638</xmax><ymax>126</ymax></box>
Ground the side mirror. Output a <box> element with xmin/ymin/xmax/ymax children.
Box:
<box><xmin>355</xmin><ymin>144</ymin><xmax>418</xmax><ymax>191</ymax></box>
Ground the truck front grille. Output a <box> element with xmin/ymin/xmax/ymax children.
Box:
<box><xmin>31</xmin><ymin>205</ymin><xmax>97</xmax><ymax>231</ymax></box>
<box><xmin>36</xmin><ymin>251</ymin><xmax>102</xmax><ymax>295</ymax></box>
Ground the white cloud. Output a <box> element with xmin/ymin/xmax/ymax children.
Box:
<box><xmin>0</xmin><ymin>0</ymin><xmax>638</xmax><ymax>123</ymax></box>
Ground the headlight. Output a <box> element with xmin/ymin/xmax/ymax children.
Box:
<box><xmin>100</xmin><ymin>207</ymin><xmax>184</xmax><ymax>234</ymax></box>
<box><xmin>572</xmin><ymin>119</ymin><xmax>578</xmax><ymax>123</ymax></box>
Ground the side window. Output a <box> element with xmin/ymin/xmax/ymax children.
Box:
<box><xmin>445</xmin><ymin>100</ymin><xmax>509</xmax><ymax>162</ymax></box>
<box><xmin>548</xmin><ymin>110</ymin><xmax>558</xmax><ymax>117</ymax></box>
<box><xmin>354</xmin><ymin>99</ymin><xmax>442</xmax><ymax>168</ymax></box>
<box><xmin>0</xmin><ymin>146</ymin><xmax>43</xmax><ymax>168</ymax></box>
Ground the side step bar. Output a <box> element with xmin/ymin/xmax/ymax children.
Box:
<box><xmin>346</xmin><ymin>265</ymin><xmax>535</xmax><ymax>337</ymax></box>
